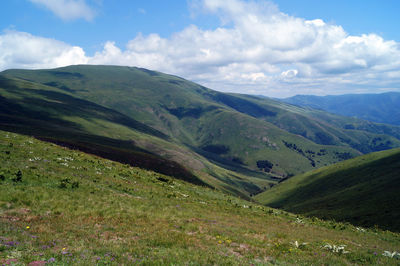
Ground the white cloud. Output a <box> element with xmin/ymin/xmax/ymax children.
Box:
<box><xmin>87</xmin><ymin>0</ymin><xmax>400</xmax><ymax>96</ymax></box>
<box><xmin>29</xmin><ymin>0</ymin><xmax>96</xmax><ymax>21</ymax></box>
<box><xmin>281</xmin><ymin>69</ymin><xmax>298</xmax><ymax>79</ymax></box>
<box><xmin>0</xmin><ymin>31</ymin><xmax>88</xmax><ymax>70</ymax></box>
<box><xmin>2</xmin><ymin>0</ymin><xmax>400</xmax><ymax>97</ymax></box>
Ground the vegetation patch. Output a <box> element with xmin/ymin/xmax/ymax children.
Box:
<box><xmin>1</xmin><ymin>130</ymin><xmax>399</xmax><ymax>265</ymax></box>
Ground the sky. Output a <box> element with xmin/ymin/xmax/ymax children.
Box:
<box><xmin>1</xmin><ymin>0</ymin><xmax>400</xmax><ymax>98</ymax></box>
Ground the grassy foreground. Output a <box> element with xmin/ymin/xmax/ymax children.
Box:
<box><xmin>1</xmin><ymin>130</ymin><xmax>400</xmax><ymax>265</ymax></box>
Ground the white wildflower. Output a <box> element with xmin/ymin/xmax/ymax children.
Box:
<box><xmin>382</xmin><ymin>251</ymin><xmax>400</xmax><ymax>259</ymax></box>
<box><xmin>292</xmin><ymin>241</ymin><xmax>308</xmax><ymax>249</ymax></box>
<box><xmin>323</xmin><ymin>243</ymin><xmax>349</xmax><ymax>254</ymax></box>
<box><xmin>295</xmin><ymin>218</ymin><xmax>304</xmax><ymax>224</ymax></box>
<box><xmin>356</xmin><ymin>227</ymin><xmax>366</xmax><ymax>232</ymax></box>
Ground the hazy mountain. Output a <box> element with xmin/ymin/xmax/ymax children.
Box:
<box><xmin>282</xmin><ymin>92</ymin><xmax>400</xmax><ymax>126</ymax></box>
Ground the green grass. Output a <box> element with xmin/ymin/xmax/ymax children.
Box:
<box><xmin>255</xmin><ymin>148</ymin><xmax>400</xmax><ymax>232</ymax></box>
<box><xmin>1</xmin><ymin>130</ymin><xmax>400</xmax><ymax>265</ymax></box>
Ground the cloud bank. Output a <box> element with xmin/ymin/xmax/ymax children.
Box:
<box><xmin>0</xmin><ymin>31</ymin><xmax>88</xmax><ymax>70</ymax></box>
<box><xmin>29</xmin><ymin>0</ymin><xmax>96</xmax><ymax>21</ymax></box>
<box><xmin>2</xmin><ymin>0</ymin><xmax>400</xmax><ymax>97</ymax></box>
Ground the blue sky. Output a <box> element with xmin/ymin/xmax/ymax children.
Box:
<box><xmin>1</xmin><ymin>0</ymin><xmax>400</xmax><ymax>97</ymax></box>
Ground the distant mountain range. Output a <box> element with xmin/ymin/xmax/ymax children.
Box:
<box><xmin>281</xmin><ymin>92</ymin><xmax>400</xmax><ymax>126</ymax></box>
<box><xmin>2</xmin><ymin>65</ymin><xmax>400</xmax><ymax>198</ymax></box>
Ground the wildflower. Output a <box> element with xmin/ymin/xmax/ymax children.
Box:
<box><xmin>356</xmin><ymin>227</ymin><xmax>366</xmax><ymax>232</ymax></box>
<box><xmin>382</xmin><ymin>251</ymin><xmax>400</xmax><ymax>259</ymax></box>
<box><xmin>323</xmin><ymin>243</ymin><xmax>349</xmax><ymax>254</ymax></box>
<box><xmin>218</xmin><ymin>240</ymin><xmax>222</xmax><ymax>244</ymax></box>
<box><xmin>26</xmin><ymin>226</ymin><xmax>30</xmax><ymax>229</ymax></box>
<box><xmin>4</xmin><ymin>241</ymin><xmax>19</xmax><ymax>247</ymax></box>
<box><xmin>48</xmin><ymin>258</ymin><xmax>56</xmax><ymax>263</ymax></box>
<box><xmin>226</xmin><ymin>239</ymin><xmax>232</xmax><ymax>244</ymax></box>
<box><xmin>292</xmin><ymin>240</ymin><xmax>307</xmax><ymax>249</ymax></box>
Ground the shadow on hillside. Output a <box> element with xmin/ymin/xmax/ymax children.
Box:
<box><xmin>0</xmin><ymin>88</ymin><xmax>208</xmax><ymax>187</ymax></box>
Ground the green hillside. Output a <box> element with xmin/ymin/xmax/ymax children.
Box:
<box><xmin>236</xmin><ymin>94</ymin><xmax>400</xmax><ymax>153</ymax></box>
<box><xmin>255</xmin><ymin>148</ymin><xmax>400</xmax><ymax>232</ymax></box>
<box><xmin>2</xmin><ymin>65</ymin><xmax>400</xmax><ymax>197</ymax></box>
<box><xmin>1</xmin><ymin>130</ymin><xmax>400</xmax><ymax>265</ymax></box>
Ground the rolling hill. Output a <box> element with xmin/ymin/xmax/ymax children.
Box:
<box><xmin>255</xmin><ymin>147</ymin><xmax>400</xmax><ymax>232</ymax></box>
<box><xmin>1</xmin><ymin>130</ymin><xmax>400</xmax><ymax>265</ymax></box>
<box><xmin>2</xmin><ymin>65</ymin><xmax>400</xmax><ymax>197</ymax></box>
<box><xmin>282</xmin><ymin>92</ymin><xmax>400</xmax><ymax>126</ymax></box>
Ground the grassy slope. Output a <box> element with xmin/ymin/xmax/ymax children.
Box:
<box><xmin>1</xmin><ymin>130</ymin><xmax>400</xmax><ymax>265</ymax></box>
<box><xmin>4</xmin><ymin>65</ymin><xmax>399</xmax><ymax>175</ymax></box>
<box><xmin>236</xmin><ymin>94</ymin><xmax>400</xmax><ymax>153</ymax></box>
<box><xmin>0</xmin><ymin>75</ymin><xmax>278</xmax><ymax>198</ymax></box>
<box><xmin>0</xmin><ymin>75</ymin><xmax>207</xmax><ymax>186</ymax></box>
<box><xmin>255</xmin><ymin>148</ymin><xmax>400</xmax><ymax>232</ymax></box>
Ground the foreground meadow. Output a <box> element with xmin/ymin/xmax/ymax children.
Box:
<box><xmin>1</xmin><ymin>130</ymin><xmax>399</xmax><ymax>265</ymax></box>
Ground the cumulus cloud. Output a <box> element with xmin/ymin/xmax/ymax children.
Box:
<box><xmin>0</xmin><ymin>31</ymin><xmax>88</xmax><ymax>70</ymax></box>
<box><xmin>88</xmin><ymin>0</ymin><xmax>400</xmax><ymax>96</ymax></box>
<box><xmin>2</xmin><ymin>0</ymin><xmax>400</xmax><ymax>96</ymax></box>
<box><xmin>29</xmin><ymin>0</ymin><xmax>96</xmax><ymax>21</ymax></box>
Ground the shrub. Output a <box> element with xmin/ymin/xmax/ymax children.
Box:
<box><xmin>71</xmin><ymin>181</ymin><xmax>80</xmax><ymax>189</ymax></box>
<box><xmin>12</xmin><ymin>170</ymin><xmax>22</xmax><ymax>182</ymax></box>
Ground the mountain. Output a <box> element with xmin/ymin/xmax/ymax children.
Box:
<box><xmin>1</xmin><ymin>130</ymin><xmax>400</xmax><ymax>265</ymax></box>
<box><xmin>255</xmin><ymin>147</ymin><xmax>400</xmax><ymax>232</ymax></box>
<box><xmin>281</xmin><ymin>92</ymin><xmax>400</xmax><ymax>126</ymax></box>
<box><xmin>2</xmin><ymin>65</ymin><xmax>400</xmax><ymax>197</ymax></box>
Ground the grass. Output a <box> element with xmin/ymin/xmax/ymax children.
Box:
<box><xmin>1</xmin><ymin>130</ymin><xmax>400</xmax><ymax>265</ymax></box>
<box><xmin>255</xmin><ymin>147</ymin><xmax>400</xmax><ymax>232</ymax></box>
